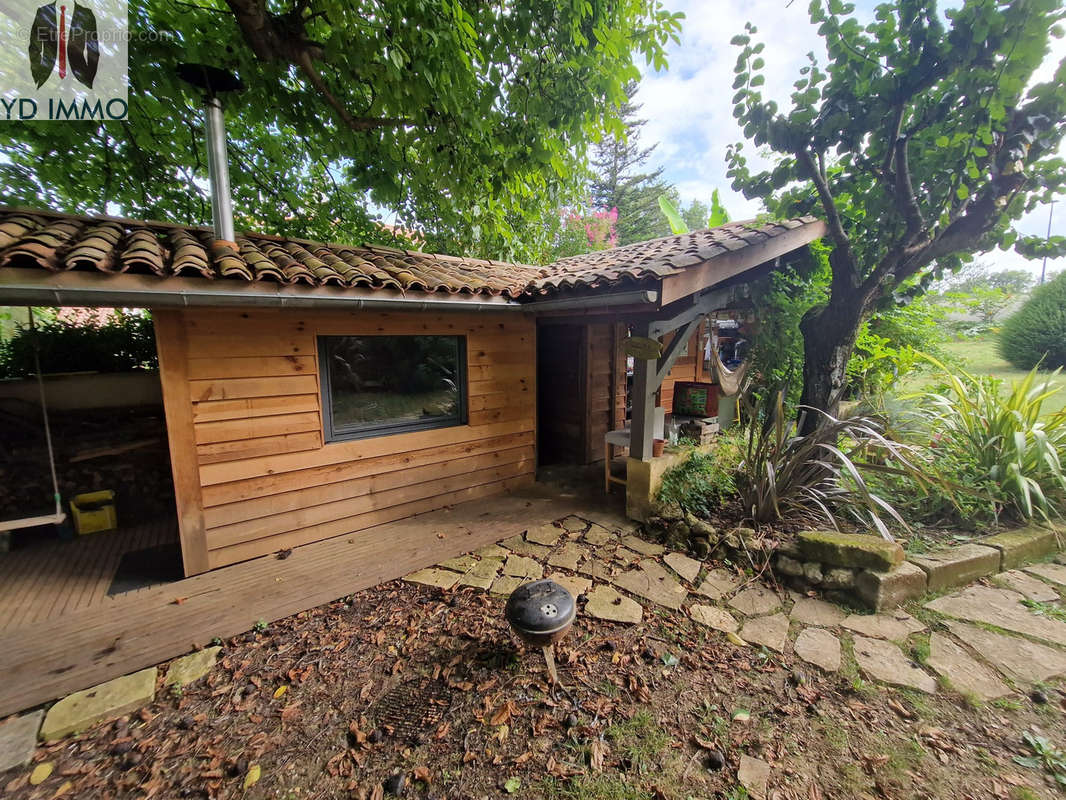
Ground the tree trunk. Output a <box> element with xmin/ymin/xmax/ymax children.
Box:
<box><xmin>797</xmin><ymin>298</ymin><xmax>864</xmax><ymax>435</ymax></box>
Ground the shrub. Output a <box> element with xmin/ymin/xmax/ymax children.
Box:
<box><xmin>0</xmin><ymin>309</ymin><xmax>156</xmax><ymax>378</ymax></box>
<box><xmin>999</xmin><ymin>272</ymin><xmax>1066</xmax><ymax>370</ymax></box>
<box><xmin>908</xmin><ymin>355</ymin><xmax>1066</xmax><ymax>522</ymax></box>
<box><xmin>656</xmin><ymin>435</ymin><xmax>741</xmax><ymax>518</ymax></box>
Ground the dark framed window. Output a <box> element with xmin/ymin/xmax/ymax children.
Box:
<box><xmin>318</xmin><ymin>334</ymin><xmax>467</xmax><ymax>441</ymax></box>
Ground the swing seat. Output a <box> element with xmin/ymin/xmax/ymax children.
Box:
<box><xmin>0</xmin><ymin>511</ymin><xmax>67</xmax><ymax>533</ymax></box>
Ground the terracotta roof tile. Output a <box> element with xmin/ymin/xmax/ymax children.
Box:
<box><xmin>0</xmin><ymin>208</ymin><xmax>821</xmax><ymax>300</ymax></box>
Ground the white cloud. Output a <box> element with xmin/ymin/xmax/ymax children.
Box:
<box><xmin>633</xmin><ymin>0</ymin><xmax>1065</xmax><ymax>278</ymax></box>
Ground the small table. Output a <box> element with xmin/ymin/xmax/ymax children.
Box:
<box><xmin>604</xmin><ymin>428</ymin><xmax>631</xmax><ymax>494</ymax></box>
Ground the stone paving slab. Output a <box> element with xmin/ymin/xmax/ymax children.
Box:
<box><xmin>841</xmin><ymin>611</ymin><xmax>925</xmax><ymax>642</ymax></box>
<box><xmin>609</xmin><ymin>546</ymin><xmax>643</xmax><ymax>568</ymax></box>
<box><xmin>40</xmin><ymin>667</ymin><xmax>158</xmax><ymax>741</ymax></box>
<box><xmin>489</xmin><ymin>576</ymin><xmax>525</xmax><ymax>596</ymax></box>
<box><xmin>992</xmin><ymin>569</ymin><xmax>1060</xmax><ymax>603</ymax></box>
<box><xmin>943</xmin><ymin>620</ymin><xmax>1066</xmax><ymax>685</ymax></box>
<box><xmin>1023</xmin><ymin>562</ymin><xmax>1066</xmax><ymax>589</ymax></box>
<box><xmin>693</xmin><ymin>569</ymin><xmax>741</xmax><ymax>600</ymax></box>
<box><xmin>794</xmin><ymin>627</ymin><xmax>841</xmax><ymax>672</ymax></box>
<box><xmin>908</xmin><ymin>543</ymin><xmax>1001</xmax><ymax>592</ymax></box>
<box><xmin>500</xmin><ymin>535</ymin><xmax>551</xmax><ymax>559</ymax></box>
<box><xmin>546</xmin><ymin>572</ymin><xmax>591</xmax><ymax>600</ymax></box>
<box><xmin>164</xmin><ymin>646</ymin><xmax>220</xmax><ymax>687</ymax></box>
<box><xmin>790</xmin><ymin>597</ymin><xmax>846</xmax><ymax>627</ymax></box>
<box><xmin>925</xmin><ymin>585</ymin><xmax>1066</xmax><ymax>647</ymax></box>
<box><xmin>560</xmin><ymin>515</ymin><xmax>588</xmax><ymax>533</ymax></box>
<box><xmin>475</xmin><ymin>543</ymin><xmax>511</xmax><ymax>559</ymax></box>
<box><xmin>526</xmin><ymin>523</ymin><xmax>563</xmax><ymax>547</ymax></box>
<box><xmin>926</xmin><ymin>632</ymin><xmax>1011</xmax><ymax>701</ymax></box>
<box><xmin>689</xmin><ymin>604</ymin><xmax>739</xmax><ymax>633</ymax></box>
<box><xmin>502</xmin><ymin>555</ymin><xmax>544</xmax><ymax>580</ymax></box>
<box><xmin>738</xmin><ymin>755</ymin><xmax>770</xmax><ymax>799</ymax></box>
<box><xmin>547</xmin><ymin>542</ymin><xmax>587</xmax><ymax>571</ymax></box>
<box><xmin>459</xmin><ymin>557</ymin><xmax>503</xmax><ymax>589</ymax></box>
<box><xmin>583</xmin><ymin>523</ymin><xmax>618</xmax><ymax>546</ymax></box>
<box><xmin>0</xmin><ymin>710</ymin><xmax>43</xmax><ymax>772</ymax></box>
<box><xmin>739</xmin><ymin>613</ymin><xmax>790</xmax><ymax>653</ymax></box>
<box><xmin>584</xmin><ymin>586</ymin><xmax>643</xmax><ymax>624</ymax></box>
<box><xmin>612</xmin><ymin>562</ymin><xmax>687</xmax><ymax>610</ymax></box>
<box><xmin>620</xmin><ymin>535</ymin><xmax>665</xmax><ymax>556</ymax></box>
<box><xmin>663</xmin><ymin>551</ymin><xmax>701</xmax><ymax>583</ymax></box>
<box><xmin>852</xmin><ymin>635</ymin><xmax>937</xmax><ymax>693</ymax></box>
<box><xmin>404</xmin><ymin>568</ymin><xmax>461</xmax><ymax>590</ymax></box>
<box><xmin>728</xmin><ymin>585</ymin><xmax>781</xmax><ymax>616</ymax></box>
<box><xmin>438</xmin><ymin>554</ymin><xmax>478</xmax><ymax>572</ymax></box>
<box><xmin>576</xmin><ymin>557</ymin><xmax>613</xmax><ymax>581</ymax></box>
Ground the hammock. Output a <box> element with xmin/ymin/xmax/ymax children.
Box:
<box><xmin>709</xmin><ymin>339</ymin><xmax>751</xmax><ymax>397</ymax></box>
<box><xmin>0</xmin><ymin>308</ymin><xmax>66</xmax><ymax>532</ymax></box>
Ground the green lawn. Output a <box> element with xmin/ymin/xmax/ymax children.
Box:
<box><xmin>900</xmin><ymin>335</ymin><xmax>1066</xmax><ymax>416</ymax></box>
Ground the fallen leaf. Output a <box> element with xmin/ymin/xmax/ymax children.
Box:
<box><xmin>727</xmin><ymin>632</ymin><xmax>748</xmax><ymax>647</ymax></box>
<box><xmin>273</xmin><ymin>685</ymin><xmax>288</xmax><ymax>699</ymax></box>
<box><xmin>503</xmin><ymin>777</ymin><xmax>521</xmax><ymax>793</ymax></box>
<box><xmin>413</xmin><ymin>766</ymin><xmax>431</xmax><ymax>783</ymax></box>
<box><xmin>52</xmin><ymin>780</ymin><xmax>73</xmax><ymax>797</ymax></box>
<box><xmin>590</xmin><ymin>739</ymin><xmax>608</xmax><ymax>772</ymax></box>
<box><xmin>243</xmin><ymin>764</ymin><xmax>261</xmax><ymax>789</ymax></box>
<box><xmin>29</xmin><ymin>763</ymin><xmax>53</xmax><ymax>785</ymax></box>
<box><xmin>463</xmin><ymin>751</ymin><xmax>477</xmax><ymax>764</ymax></box>
<box><xmin>490</xmin><ymin>701</ymin><xmax>516</xmax><ymax>726</ymax></box>
<box><xmin>172</xmin><ymin>597</ymin><xmax>187</xmax><ymax>605</ymax></box>
<box><xmin>732</xmin><ymin>709</ymin><xmax>751</xmax><ymax>723</ymax></box>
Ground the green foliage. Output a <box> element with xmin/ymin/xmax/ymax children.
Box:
<box><xmin>657</xmin><ymin>189</ymin><xmax>731</xmax><ymax>235</ymax></box>
<box><xmin>1000</xmin><ymin>271</ymin><xmax>1066</xmax><ymax>370</ymax></box>
<box><xmin>0</xmin><ymin>309</ymin><xmax>156</xmax><ymax>378</ymax></box>
<box><xmin>848</xmin><ymin>296</ymin><xmax>948</xmax><ymax>397</ymax></box>
<box><xmin>658</xmin><ymin>194</ymin><xmax>688</xmax><ymax>235</ymax></box>
<box><xmin>1013</xmin><ymin>730</ymin><xmax>1066</xmax><ymax>788</ymax></box>
<box><xmin>725</xmin><ymin>0</ymin><xmax>1066</xmax><ymax>413</ymax></box>
<box><xmin>908</xmin><ymin>355</ymin><xmax>1066</xmax><ymax>521</ymax></box>
<box><xmin>747</xmin><ymin>242</ymin><xmax>830</xmax><ymax>408</ymax></box>
<box><xmin>0</xmin><ymin>1</ymin><xmax>683</xmax><ymax>262</ymax></box>
<box><xmin>656</xmin><ymin>438</ymin><xmax>741</xmax><ymax>518</ymax></box>
<box><xmin>734</xmin><ymin>387</ymin><xmax>927</xmax><ymax>538</ymax></box>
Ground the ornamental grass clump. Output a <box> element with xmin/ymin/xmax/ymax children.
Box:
<box><xmin>911</xmin><ymin>355</ymin><xmax>1066</xmax><ymax>522</ymax></box>
<box><xmin>734</xmin><ymin>387</ymin><xmax>929</xmax><ymax>539</ymax></box>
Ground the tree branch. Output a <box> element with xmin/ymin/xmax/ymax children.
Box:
<box><xmin>223</xmin><ymin>0</ymin><xmax>413</xmax><ymax>134</ymax></box>
<box><xmin>293</xmin><ymin>50</ymin><xmax>412</xmax><ymax>133</ymax></box>
<box><xmin>894</xmin><ymin>135</ymin><xmax>927</xmax><ymax>242</ymax></box>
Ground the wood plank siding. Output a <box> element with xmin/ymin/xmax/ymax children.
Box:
<box><xmin>154</xmin><ymin>308</ymin><xmax>537</xmax><ymax>574</ymax></box>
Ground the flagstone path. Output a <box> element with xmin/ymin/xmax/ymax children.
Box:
<box><xmin>407</xmin><ymin>513</ymin><xmax>1066</xmax><ymax>706</ymax></box>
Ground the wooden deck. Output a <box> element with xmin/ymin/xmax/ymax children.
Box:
<box><xmin>0</xmin><ymin>518</ymin><xmax>179</xmax><ymax>633</ymax></box>
<box><xmin>0</xmin><ymin>490</ymin><xmax>584</xmax><ymax>717</ymax></box>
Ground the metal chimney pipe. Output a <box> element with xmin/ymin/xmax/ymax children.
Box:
<box><xmin>203</xmin><ymin>96</ymin><xmax>235</xmax><ymax>243</ymax></box>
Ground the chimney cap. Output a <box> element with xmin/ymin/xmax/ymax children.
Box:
<box><xmin>176</xmin><ymin>63</ymin><xmax>244</xmax><ymax>96</ymax></box>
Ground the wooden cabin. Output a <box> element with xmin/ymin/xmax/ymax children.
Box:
<box><xmin>0</xmin><ymin>207</ymin><xmax>825</xmax><ymax>578</ymax></box>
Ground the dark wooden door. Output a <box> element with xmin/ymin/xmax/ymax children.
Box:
<box><xmin>536</xmin><ymin>324</ymin><xmax>586</xmax><ymax>466</ymax></box>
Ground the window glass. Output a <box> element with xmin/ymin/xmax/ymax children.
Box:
<box><xmin>319</xmin><ymin>335</ymin><xmax>466</xmax><ymax>440</ymax></box>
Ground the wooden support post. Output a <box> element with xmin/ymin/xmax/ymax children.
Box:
<box><xmin>629</xmin><ymin>322</ymin><xmax>657</xmax><ymax>462</ymax></box>
<box><xmin>153</xmin><ymin>309</ymin><xmax>210</xmax><ymax>577</ymax></box>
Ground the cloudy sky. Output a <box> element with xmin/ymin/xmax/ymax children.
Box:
<box><xmin>634</xmin><ymin>0</ymin><xmax>1065</xmax><ymax>279</ymax></box>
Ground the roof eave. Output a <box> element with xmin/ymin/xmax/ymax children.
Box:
<box><xmin>0</xmin><ymin>268</ymin><xmax>524</xmax><ymax>312</ymax></box>
<box><xmin>658</xmin><ymin>218</ymin><xmax>827</xmax><ymax>305</ymax></box>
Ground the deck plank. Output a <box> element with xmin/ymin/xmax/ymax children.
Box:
<box><xmin>0</xmin><ymin>492</ymin><xmax>582</xmax><ymax>717</ymax></box>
